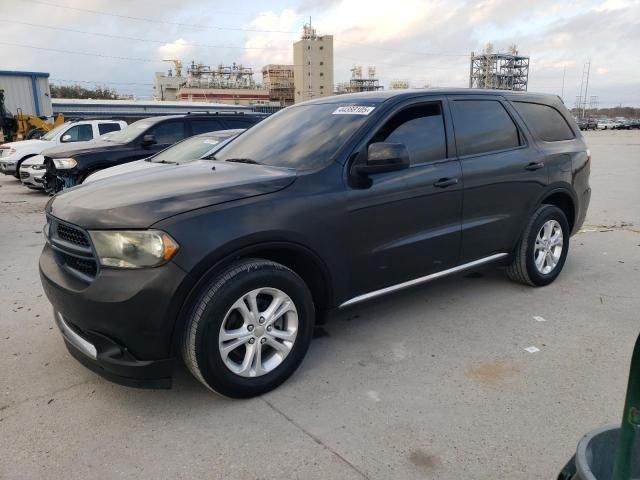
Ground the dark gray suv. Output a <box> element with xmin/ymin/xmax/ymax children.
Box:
<box><xmin>40</xmin><ymin>89</ymin><xmax>590</xmax><ymax>397</ymax></box>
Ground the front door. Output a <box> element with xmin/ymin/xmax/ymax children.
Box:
<box><xmin>346</xmin><ymin>99</ymin><xmax>463</xmax><ymax>297</ymax></box>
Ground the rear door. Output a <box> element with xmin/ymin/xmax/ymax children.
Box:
<box><xmin>346</xmin><ymin>98</ymin><xmax>463</xmax><ymax>295</ymax></box>
<box><xmin>449</xmin><ymin>95</ymin><xmax>547</xmax><ymax>262</ymax></box>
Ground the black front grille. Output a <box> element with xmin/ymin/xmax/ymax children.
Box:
<box><xmin>58</xmin><ymin>251</ymin><xmax>98</xmax><ymax>277</ymax></box>
<box><xmin>48</xmin><ymin>217</ymin><xmax>98</xmax><ymax>282</ymax></box>
<box><xmin>57</xmin><ymin>223</ymin><xmax>90</xmax><ymax>247</ymax></box>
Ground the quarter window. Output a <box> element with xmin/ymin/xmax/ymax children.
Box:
<box><xmin>451</xmin><ymin>100</ymin><xmax>520</xmax><ymax>156</ymax></box>
<box><xmin>372</xmin><ymin>103</ymin><xmax>447</xmax><ymax>165</ymax></box>
<box><xmin>512</xmin><ymin>101</ymin><xmax>575</xmax><ymax>142</ymax></box>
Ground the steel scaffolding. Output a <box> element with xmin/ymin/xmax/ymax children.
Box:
<box><xmin>469</xmin><ymin>45</ymin><xmax>530</xmax><ymax>91</ymax></box>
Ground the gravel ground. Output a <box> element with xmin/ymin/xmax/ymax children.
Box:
<box><xmin>0</xmin><ymin>130</ymin><xmax>639</xmax><ymax>479</ymax></box>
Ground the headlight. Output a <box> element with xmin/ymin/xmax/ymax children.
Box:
<box><xmin>88</xmin><ymin>230</ymin><xmax>179</xmax><ymax>268</ymax></box>
<box><xmin>30</xmin><ymin>164</ymin><xmax>45</xmax><ymax>170</ymax></box>
<box><xmin>52</xmin><ymin>158</ymin><xmax>77</xmax><ymax>169</ymax></box>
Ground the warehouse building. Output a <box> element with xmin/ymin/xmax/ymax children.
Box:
<box><xmin>0</xmin><ymin>70</ymin><xmax>53</xmax><ymax>117</ymax></box>
<box><xmin>293</xmin><ymin>24</ymin><xmax>334</xmax><ymax>103</ymax></box>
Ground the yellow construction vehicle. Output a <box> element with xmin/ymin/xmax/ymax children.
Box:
<box><xmin>0</xmin><ymin>89</ymin><xmax>65</xmax><ymax>143</ymax></box>
<box><xmin>13</xmin><ymin>109</ymin><xmax>65</xmax><ymax>141</ymax></box>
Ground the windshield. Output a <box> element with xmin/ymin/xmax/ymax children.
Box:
<box><xmin>150</xmin><ymin>132</ymin><xmax>239</xmax><ymax>163</ymax></box>
<box><xmin>214</xmin><ymin>104</ymin><xmax>373</xmax><ymax>170</ymax></box>
<box><xmin>42</xmin><ymin>122</ymin><xmax>72</xmax><ymax>141</ymax></box>
<box><xmin>103</xmin><ymin>118</ymin><xmax>157</xmax><ymax>144</ymax></box>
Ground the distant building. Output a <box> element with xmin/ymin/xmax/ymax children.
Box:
<box><xmin>154</xmin><ymin>71</ymin><xmax>185</xmax><ymax>101</ymax></box>
<box><xmin>469</xmin><ymin>44</ymin><xmax>529</xmax><ymax>91</ymax></box>
<box><xmin>389</xmin><ymin>79</ymin><xmax>410</xmax><ymax>90</ymax></box>
<box><xmin>0</xmin><ymin>70</ymin><xmax>52</xmax><ymax>117</ymax></box>
<box><xmin>176</xmin><ymin>88</ymin><xmax>271</xmax><ymax>106</ymax></box>
<box><xmin>293</xmin><ymin>24</ymin><xmax>334</xmax><ymax>103</ymax></box>
<box><xmin>262</xmin><ymin>64</ymin><xmax>295</xmax><ymax>106</ymax></box>
<box><xmin>335</xmin><ymin>66</ymin><xmax>383</xmax><ymax>94</ymax></box>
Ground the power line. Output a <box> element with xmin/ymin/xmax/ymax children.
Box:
<box><xmin>0</xmin><ymin>41</ymin><xmax>159</xmax><ymax>62</ymax></box>
<box><xmin>1</xmin><ymin>19</ymin><xmax>290</xmax><ymax>51</ymax></box>
<box><xmin>21</xmin><ymin>0</ymin><xmax>300</xmax><ymax>34</ymax></box>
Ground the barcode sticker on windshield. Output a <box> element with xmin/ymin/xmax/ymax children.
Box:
<box><xmin>203</xmin><ymin>139</ymin><xmax>220</xmax><ymax>145</ymax></box>
<box><xmin>332</xmin><ymin>106</ymin><xmax>375</xmax><ymax>115</ymax></box>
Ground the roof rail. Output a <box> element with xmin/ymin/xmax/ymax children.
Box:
<box><xmin>186</xmin><ymin>111</ymin><xmax>247</xmax><ymax>116</ymax></box>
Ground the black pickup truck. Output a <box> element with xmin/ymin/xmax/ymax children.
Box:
<box><xmin>42</xmin><ymin>111</ymin><xmax>266</xmax><ymax>193</ymax></box>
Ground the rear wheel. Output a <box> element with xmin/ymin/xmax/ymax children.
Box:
<box><xmin>182</xmin><ymin>258</ymin><xmax>315</xmax><ymax>398</ymax></box>
<box><xmin>507</xmin><ymin>205</ymin><xmax>570</xmax><ymax>286</ymax></box>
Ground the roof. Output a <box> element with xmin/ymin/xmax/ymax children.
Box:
<box><xmin>301</xmin><ymin>88</ymin><xmax>559</xmax><ymax>105</ymax></box>
<box><xmin>51</xmin><ymin>98</ymin><xmax>252</xmax><ymax>109</ymax></box>
<box><xmin>0</xmin><ymin>70</ymin><xmax>50</xmax><ymax>78</ymax></box>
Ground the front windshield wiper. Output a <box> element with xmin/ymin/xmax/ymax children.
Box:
<box><xmin>225</xmin><ymin>158</ymin><xmax>261</xmax><ymax>165</ymax></box>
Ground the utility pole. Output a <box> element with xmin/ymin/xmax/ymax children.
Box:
<box><xmin>582</xmin><ymin>59</ymin><xmax>591</xmax><ymax>119</ymax></box>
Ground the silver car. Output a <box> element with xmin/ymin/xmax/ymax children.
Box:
<box><xmin>19</xmin><ymin>154</ymin><xmax>47</xmax><ymax>189</ymax></box>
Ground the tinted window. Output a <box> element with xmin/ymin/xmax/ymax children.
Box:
<box><xmin>512</xmin><ymin>101</ymin><xmax>575</xmax><ymax>142</ymax></box>
<box><xmin>62</xmin><ymin>124</ymin><xmax>93</xmax><ymax>142</ymax></box>
<box><xmin>148</xmin><ymin>121</ymin><xmax>186</xmax><ymax>144</ymax></box>
<box><xmin>215</xmin><ymin>104</ymin><xmax>372</xmax><ymax>170</ymax></box>
<box><xmin>223</xmin><ymin>117</ymin><xmax>263</xmax><ymax>129</ymax></box>
<box><xmin>98</xmin><ymin>123</ymin><xmax>121</xmax><ymax>135</ymax></box>
<box><xmin>374</xmin><ymin>103</ymin><xmax>446</xmax><ymax>165</ymax></box>
<box><xmin>151</xmin><ymin>132</ymin><xmax>239</xmax><ymax>163</ymax></box>
<box><xmin>190</xmin><ymin>119</ymin><xmax>224</xmax><ymax>135</ymax></box>
<box><xmin>451</xmin><ymin>100</ymin><xmax>520</xmax><ymax>156</ymax></box>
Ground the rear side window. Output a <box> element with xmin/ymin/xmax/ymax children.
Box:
<box><xmin>373</xmin><ymin>103</ymin><xmax>447</xmax><ymax>165</ymax></box>
<box><xmin>512</xmin><ymin>101</ymin><xmax>575</xmax><ymax>142</ymax></box>
<box><xmin>191</xmin><ymin>119</ymin><xmax>224</xmax><ymax>135</ymax></box>
<box><xmin>451</xmin><ymin>100</ymin><xmax>520</xmax><ymax>156</ymax></box>
<box><xmin>148</xmin><ymin>121</ymin><xmax>186</xmax><ymax>144</ymax></box>
<box><xmin>62</xmin><ymin>124</ymin><xmax>93</xmax><ymax>142</ymax></box>
<box><xmin>223</xmin><ymin>117</ymin><xmax>263</xmax><ymax>129</ymax></box>
<box><xmin>98</xmin><ymin>123</ymin><xmax>121</xmax><ymax>135</ymax></box>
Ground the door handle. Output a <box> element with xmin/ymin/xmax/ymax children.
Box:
<box><xmin>434</xmin><ymin>177</ymin><xmax>458</xmax><ymax>188</ymax></box>
<box><xmin>525</xmin><ymin>162</ymin><xmax>545</xmax><ymax>171</ymax></box>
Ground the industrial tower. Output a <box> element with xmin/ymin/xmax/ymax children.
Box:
<box><xmin>469</xmin><ymin>44</ymin><xmax>530</xmax><ymax>91</ymax></box>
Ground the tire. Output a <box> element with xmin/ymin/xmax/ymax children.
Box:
<box><xmin>507</xmin><ymin>204</ymin><xmax>570</xmax><ymax>287</ymax></box>
<box><xmin>182</xmin><ymin>258</ymin><xmax>315</xmax><ymax>398</ymax></box>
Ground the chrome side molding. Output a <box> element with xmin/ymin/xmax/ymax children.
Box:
<box><xmin>339</xmin><ymin>253</ymin><xmax>509</xmax><ymax>308</ymax></box>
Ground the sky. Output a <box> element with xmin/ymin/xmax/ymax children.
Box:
<box><xmin>2</xmin><ymin>0</ymin><xmax>639</xmax><ymax>106</ymax></box>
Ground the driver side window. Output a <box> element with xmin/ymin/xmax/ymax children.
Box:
<box><xmin>61</xmin><ymin>124</ymin><xmax>93</xmax><ymax>143</ymax></box>
<box><xmin>371</xmin><ymin>103</ymin><xmax>447</xmax><ymax>165</ymax></box>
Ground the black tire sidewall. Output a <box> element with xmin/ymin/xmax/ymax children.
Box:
<box><xmin>193</xmin><ymin>264</ymin><xmax>314</xmax><ymax>398</ymax></box>
<box><xmin>524</xmin><ymin>206</ymin><xmax>570</xmax><ymax>286</ymax></box>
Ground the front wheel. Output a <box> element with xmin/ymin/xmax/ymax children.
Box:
<box><xmin>182</xmin><ymin>259</ymin><xmax>315</xmax><ymax>398</ymax></box>
<box><xmin>507</xmin><ymin>205</ymin><xmax>570</xmax><ymax>286</ymax></box>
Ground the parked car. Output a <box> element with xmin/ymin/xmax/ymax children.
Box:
<box><xmin>41</xmin><ymin>112</ymin><xmax>266</xmax><ymax>193</ymax></box>
<box><xmin>576</xmin><ymin>118</ymin><xmax>597</xmax><ymax>131</ymax></box>
<box><xmin>40</xmin><ymin>90</ymin><xmax>591</xmax><ymax>398</ymax></box>
<box><xmin>84</xmin><ymin>129</ymin><xmax>243</xmax><ymax>184</ymax></box>
<box><xmin>0</xmin><ymin>119</ymin><xmax>126</xmax><ymax>178</ymax></box>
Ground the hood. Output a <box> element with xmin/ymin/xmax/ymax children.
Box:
<box><xmin>43</xmin><ymin>139</ymin><xmax>121</xmax><ymax>158</ymax></box>
<box><xmin>3</xmin><ymin>139</ymin><xmax>51</xmax><ymax>151</ymax></box>
<box><xmin>84</xmin><ymin>159</ymin><xmax>157</xmax><ymax>183</ymax></box>
<box><xmin>47</xmin><ymin>160</ymin><xmax>296</xmax><ymax>228</ymax></box>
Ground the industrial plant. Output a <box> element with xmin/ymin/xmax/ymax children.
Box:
<box><xmin>469</xmin><ymin>44</ymin><xmax>530</xmax><ymax>91</ymax></box>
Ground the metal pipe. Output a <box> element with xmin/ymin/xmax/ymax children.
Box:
<box><xmin>612</xmin><ymin>332</ymin><xmax>640</xmax><ymax>480</ymax></box>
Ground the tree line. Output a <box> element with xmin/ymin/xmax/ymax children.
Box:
<box><xmin>50</xmin><ymin>84</ymin><xmax>120</xmax><ymax>100</ymax></box>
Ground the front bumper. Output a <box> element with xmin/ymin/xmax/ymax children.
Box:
<box><xmin>40</xmin><ymin>242</ymin><xmax>190</xmax><ymax>389</ymax></box>
<box><xmin>20</xmin><ymin>167</ymin><xmax>45</xmax><ymax>188</ymax></box>
<box><xmin>54</xmin><ymin>310</ymin><xmax>174</xmax><ymax>388</ymax></box>
<box><xmin>0</xmin><ymin>159</ymin><xmax>17</xmax><ymax>175</ymax></box>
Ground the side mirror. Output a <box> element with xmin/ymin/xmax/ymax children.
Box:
<box><xmin>142</xmin><ymin>134</ymin><xmax>157</xmax><ymax>147</ymax></box>
<box><xmin>355</xmin><ymin>142</ymin><xmax>410</xmax><ymax>176</ymax></box>
<box><xmin>61</xmin><ymin>134</ymin><xmax>71</xmax><ymax>142</ymax></box>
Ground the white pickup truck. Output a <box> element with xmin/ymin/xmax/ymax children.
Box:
<box><xmin>0</xmin><ymin>119</ymin><xmax>127</xmax><ymax>179</ymax></box>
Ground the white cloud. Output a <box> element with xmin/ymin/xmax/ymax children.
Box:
<box><xmin>157</xmin><ymin>38</ymin><xmax>193</xmax><ymax>60</ymax></box>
